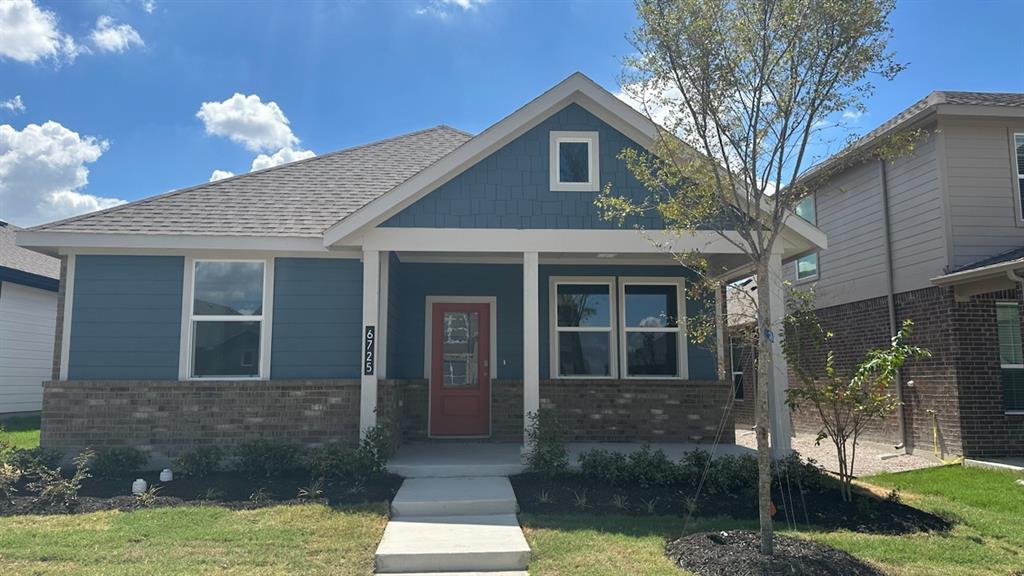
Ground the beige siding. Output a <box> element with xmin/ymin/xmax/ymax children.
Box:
<box><xmin>0</xmin><ymin>281</ymin><xmax>58</xmax><ymax>413</ymax></box>
<box><xmin>944</xmin><ymin>117</ymin><xmax>1024</xmax><ymax>268</ymax></box>
<box><xmin>886</xmin><ymin>133</ymin><xmax>946</xmax><ymax>292</ymax></box>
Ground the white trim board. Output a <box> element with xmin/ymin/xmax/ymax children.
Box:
<box><xmin>58</xmin><ymin>254</ymin><xmax>75</xmax><ymax>381</ymax></box>
<box><xmin>17</xmin><ymin>231</ymin><xmax>346</xmax><ymax>255</ymax></box>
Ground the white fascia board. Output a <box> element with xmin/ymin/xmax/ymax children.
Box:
<box><xmin>17</xmin><ymin>231</ymin><xmax>352</xmax><ymax>255</ymax></box>
<box><xmin>322</xmin><ymin>73</ymin><xmax>661</xmax><ymax>247</ymax></box>
<box><xmin>353</xmin><ymin>228</ymin><xmax>748</xmax><ymax>254</ymax></box>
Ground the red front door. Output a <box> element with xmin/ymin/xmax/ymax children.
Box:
<box><xmin>430</xmin><ymin>302</ymin><xmax>490</xmax><ymax>436</ymax></box>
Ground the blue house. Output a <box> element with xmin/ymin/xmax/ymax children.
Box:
<box><xmin>18</xmin><ymin>73</ymin><xmax>824</xmax><ymax>463</ymax></box>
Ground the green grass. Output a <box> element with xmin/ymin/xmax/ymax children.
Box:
<box><xmin>0</xmin><ymin>415</ymin><xmax>41</xmax><ymax>450</ymax></box>
<box><xmin>0</xmin><ymin>503</ymin><xmax>388</xmax><ymax>575</ymax></box>
<box><xmin>523</xmin><ymin>465</ymin><xmax>1024</xmax><ymax>576</ymax></box>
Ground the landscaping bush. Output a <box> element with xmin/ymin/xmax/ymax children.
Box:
<box><xmin>92</xmin><ymin>447</ymin><xmax>148</xmax><ymax>478</ymax></box>
<box><xmin>0</xmin><ymin>462</ymin><xmax>21</xmax><ymax>504</ymax></box>
<box><xmin>6</xmin><ymin>447</ymin><xmax>63</xmax><ymax>472</ymax></box>
<box><xmin>233</xmin><ymin>441</ymin><xmax>305</xmax><ymax>477</ymax></box>
<box><xmin>578</xmin><ymin>449</ymin><xmax>629</xmax><ymax>485</ymax></box>
<box><xmin>27</xmin><ymin>449</ymin><xmax>93</xmax><ymax>510</ymax></box>
<box><xmin>305</xmin><ymin>443</ymin><xmax>369</xmax><ymax>479</ymax></box>
<box><xmin>627</xmin><ymin>445</ymin><xmax>680</xmax><ymax>487</ymax></box>
<box><xmin>701</xmin><ymin>454</ymin><xmax>758</xmax><ymax>496</ymax></box>
<box><xmin>525</xmin><ymin>410</ymin><xmax>568</xmax><ymax>476</ymax></box>
<box><xmin>174</xmin><ymin>446</ymin><xmax>224</xmax><ymax>478</ymax></box>
<box><xmin>359</xmin><ymin>423</ymin><xmax>396</xmax><ymax>475</ymax></box>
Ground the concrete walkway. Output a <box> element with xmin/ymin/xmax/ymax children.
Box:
<box><xmin>374</xmin><ymin>475</ymin><xmax>530</xmax><ymax>575</ymax></box>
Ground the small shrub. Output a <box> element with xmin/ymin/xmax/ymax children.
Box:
<box><xmin>0</xmin><ymin>462</ymin><xmax>21</xmax><ymax>504</ymax></box>
<box><xmin>234</xmin><ymin>441</ymin><xmax>304</xmax><ymax>477</ymax></box>
<box><xmin>135</xmin><ymin>484</ymin><xmax>162</xmax><ymax>508</ymax></box>
<box><xmin>297</xmin><ymin>478</ymin><xmax>325</xmax><ymax>500</ymax></box>
<box><xmin>610</xmin><ymin>493</ymin><xmax>629</xmax><ymax>510</ymax></box>
<box><xmin>537</xmin><ymin>489</ymin><xmax>554</xmax><ymax>504</ymax></box>
<box><xmin>886</xmin><ymin>489</ymin><xmax>902</xmax><ymax>505</ymax></box>
<box><xmin>525</xmin><ymin>410</ymin><xmax>568</xmax><ymax>476</ymax></box>
<box><xmin>249</xmin><ymin>487</ymin><xmax>271</xmax><ymax>505</ymax></box>
<box><xmin>578</xmin><ymin>449</ymin><xmax>629</xmax><ymax>485</ymax></box>
<box><xmin>306</xmin><ymin>443</ymin><xmax>367</xmax><ymax>480</ymax></box>
<box><xmin>201</xmin><ymin>488</ymin><xmax>223</xmax><ymax>501</ymax></box>
<box><xmin>703</xmin><ymin>454</ymin><xmax>758</xmax><ymax>496</ymax></box>
<box><xmin>7</xmin><ymin>447</ymin><xmax>62</xmax><ymax>472</ymax></box>
<box><xmin>359</xmin><ymin>423</ymin><xmax>396</xmax><ymax>475</ymax></box>
<box><xmin>28</xmin><ymin>449</ymin><xmax>93</xmax><ymax>510</ymax></box>
<box><xmin>174</xmin><ymin>446</ymin><xmax>224</xmax><ymax>478</ymax></box>
<box><xmin>92</xmin><ymin>447</ymin><xmax>148</xmax><ymax>478</ymax></box>
<box><xmin>639</xmin><ymin>497</ymin><xmax>659</xmax><ymax>515</ymax></box>
<box><xmin>627</xmin><ymin>445</ymin><xmax>679</xmax><ymax>487</ymax></box>
<box><xmin>572</xmin><ymin>488</ymin><xmax>589</xmax><ymax>510</ymax></box>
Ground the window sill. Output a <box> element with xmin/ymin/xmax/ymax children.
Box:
<box><xmin>187</xmin><ymin>376</ymin><xmax>264</xmax><ymax>382</ymax></box>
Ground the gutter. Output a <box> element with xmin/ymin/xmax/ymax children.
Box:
<box><xmin>879</xmin><ymin>158</ymin><xmax>907</xmax><ymax>450</ymax></box>
<box><xmin>932</xmin><ymin>257</ymin><xmax>1024</xmax><ymax>286</ymax></box>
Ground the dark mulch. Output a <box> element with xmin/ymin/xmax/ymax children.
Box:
<box><xmin>666</xmin><ymin>530</ymin><xmax>885</xmax><ymax>576</ymax></box>
<box><xmin>511</xmin><ymin>473</ymin><xmax>950</xmax><ymax>535</ymax></box>
<box><xmin>0</xmin><ymin>471</ymin><xmax>403</xmax><ymax>516</ymax></box>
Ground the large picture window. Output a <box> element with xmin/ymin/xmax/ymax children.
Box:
<box><xmin>190</xmin><ymin>260</ymin><xmax>266</xmax><ymax>378</ymax></box>
<box><xmin>619</xmin><ymin>278</ymin><xmax>686</xmax><ymax>378</ymax></box>
<box><xmin>996</xmin><ymin>302</ymin><xmax>1024</xmax><ymax>412</ymax></box>
<box><xmin>551</xmin><ymin>279</ymin><xmax>615</xmax><ymax>378</ymax></box>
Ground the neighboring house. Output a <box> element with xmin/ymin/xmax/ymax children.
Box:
<box><xmin>0</xmin><ymin>221</ymin><xmax>60</xmax><ymax>415</ymax></box>
<box><xmin>735</xmin><ymin>92</ymin><xmax>1024</xmax><ymax>459</ymax></box>
<box><xmin>17</xmin><ymin>73</ymin><xmax>823</xmax><ymax>463</ymax></box>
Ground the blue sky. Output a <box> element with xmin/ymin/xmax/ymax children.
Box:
<box><xmin>1</xmin><ymin>0</ymin><xmax>1023</xmax><ymax>227</ymax></box>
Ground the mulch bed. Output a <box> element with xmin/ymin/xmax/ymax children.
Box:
<box><xmin>0</xmin><ymin>471</ymin><xmax>403</xmax><ymax>516</ymax></box>
<box><xmin>666</xmin><ymin>530</ymin><xmax>884</xmax><ymax>576</ymax></box>
<box><xmin>511</xmin><ymin>473</ymin><xmax>950</xmax><ymax>535</ymax></box>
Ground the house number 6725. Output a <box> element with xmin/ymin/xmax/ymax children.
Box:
<box><xmin>363</xmin><ymin>325</ymin><xmax>376</xmax><ymax>376</ymax></box>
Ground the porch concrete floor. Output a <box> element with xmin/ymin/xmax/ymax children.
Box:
<box><xmin>387</xmin><ymin>441</ymin><xmax>754</xmax><ymax>478</ymax></box>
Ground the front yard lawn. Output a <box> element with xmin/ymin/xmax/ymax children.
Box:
<box><xmin>522</xmin><ymin>465</ymin><xmax>1024</xmax><ymax>576</ymax></box>
<box><xmin>0</xmin><ymin>502</ymin><xmax>388</xmax><ymax>576</ymax></box>
<box><xmin>0</xmin><ymin>415</ymin><xmax>41</xmax><ymax>450</ymax></box>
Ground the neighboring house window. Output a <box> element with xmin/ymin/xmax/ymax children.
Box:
<box><xmin>190</xmin><ymin>260</ymin><xmax>266</xmax><ymax>378</ymax></box>
<box><xmin>795</xmin><ymin>252</ymin><xmax>818</xmax><ymax>282</ymax></box>
<box><xmin>1015</xmin><ymin>134</ymin><xmax>1024</xmax><ymax>221</ymax></box>
<box><xmin>549</xmin><ymin>131</ymin><xmax>600</xmax><ymax>191</ymax></box>
<box><xmin>552</xmin><ymin>280</ymin><xmax>615</xmax><ymax>377</ymax></box>
<box><xmin>996</xmin><ymin>302</ymin><xmax>1024</xmax><ymax>412</ymax></box>
<box><xmin>795</xmin><ymin>195</ymin><xmax>816</xmax><ymax>225</ymax></box>
<box><xmin>730</xmin><ymin>336</ymin><xmax>748</xmax><ymax>400</ymax></box>
<box><xmin>619</xmin><ymin>278</ymin><xmax>685</xmax><ymax>377</ymax></box>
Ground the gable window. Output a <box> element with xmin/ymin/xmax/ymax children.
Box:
<box><xmin>550</xmin><ymin>131</ymin><xmax>600</xmax><ymax>192</ymax></box>
<box><xmin>996</xmin><ymin>302</ymin><xmax>1024</xmax><ymax>412</ymax></box>
<box><xmin>795</xmin><ymin>252</ymin><xmax>818</xmax><ymax>282</ymax></box>
<box><xmin>795</xmin><ymin>195</ymin><xmax>816</xmax><ymax>225</ymax></box>
<box><xmin>551</xmin><ymin>279</ymin><xmax>615</xmax><ymax>377</ymax></box>
<box><xmin>619</xmin><ymin>278</ymin><xmax>686</xmax><ymax>378</ymax></box>
<box><xmin>190</xmin><ymin>260</ymin><xmax>266</xmax><ymax>378</ymax></box>
<box><xmin>1015</xmin><ymin>134</ymin><xmax>1024</xmax><ymax>221</ymax></box>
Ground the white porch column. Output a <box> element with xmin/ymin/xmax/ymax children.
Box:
<box><xmin>360</xmin><ymin>249</ymin><xmax>380</xmax><ymax>436</ymax></box>
<box><xmin>523</xmin><ymin>251</ymin><xmax>540</xmax><ymax>447</ymax></box>
<box><xmin>768</xmin><ymin>245</ymin><xmax>793</xmax><ymax>457</ymax></box>
<box><xmin>377</xmin><ymin>251</ymin><xmax>389</xmax><ymax>380</ymax></box>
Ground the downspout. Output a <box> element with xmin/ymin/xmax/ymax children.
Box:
<box><xmin>879</xmin><ymin>158</ymin><xmax>908</xmax><ymax>450</ymax></box>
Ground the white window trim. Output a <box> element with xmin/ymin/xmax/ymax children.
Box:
<box><xmin>1013</xmin><ymin>133</ymin><xmax>1024</xmax><ymax>223</ymax></box>
<box><xmin>549</xmin><ymin>131</ymin><xmax>600</xmax><ymax>192</ymax></box>
<box><xmin>618</xmin><ymin>276</ymin><xmax>688</xmax><ymax>380</ymax></box>
<box><xmin>549</xmin><ymin>276</ymin><xmax>618</xmax><ymax>380</ymax></box>
<box><xmin>179</xmin><ymin>257</ymin><xmax>274</xmax><ymax>381</ymax></box>
<box><xmin>794</xmin><ymin>251</ymin><xmax>819</xmax><ymax>284</ymax></box>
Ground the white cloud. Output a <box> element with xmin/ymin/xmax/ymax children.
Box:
<box><xmin>142</xmin><ymin>0</ymin><xmax>156</xmax><ymax>14</ymax></box>
<box><xmin>416</xmin><ymin>0</ymin><xmax>488</xmax><ymax>18</ymax></box>
<box><xmin>251</xmin><ymin>147</ymin><xmax>315</xmax><ymax>171</ymax></box>
<box><xmin>209</xmin><ymin>169</ymin><xmax>234</xmax><ymax>182</ymax></box>
<box><xmin>197</xmin><ymin>93</ymin><xmax>300</xmax><ymax>152</ymax></box>
<box><xmin>0</xmin><ymin>0</ymin><xmax>78</xmax><ymax>64</ymax></box>
<box><xmin>0</xmin><ymin>121</ymin><xmax>126</xmax><ymax>226</ymax></box>
<box><xmin>842</xmin><ymin>109</ymin><xmax>865</xmax><ymax>121</ymax></box>
<box><xmin>90</xmin><ymin>16</ymin><xmax>144</xmax><ymax>53</ymax></box>
<box><xmin>0</xmin><ymin>95</ymin><xmax>25</xmax><ymax>113</ymax></box>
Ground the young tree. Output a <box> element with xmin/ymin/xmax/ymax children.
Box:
<box><xmin>600</xmin><ymin>0</ymin><xmax>902</xmax><ymax>555</ymax></box>
<box><xmin>783</xmin><ymin>291</ymin><xmax>930</xmax><ymax>501</ymax></box>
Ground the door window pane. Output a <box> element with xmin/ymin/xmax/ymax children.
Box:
<box><xmin>626</xmin><ymin>332</ymin><xmax>678</xmax><ymax>376</ymax></box>
<box><xmin>442</xmin><ymin>311</ymin><xmax>479</xmax><ymax>388</ymax></box>
<box><xmin>557</xmin><ymin>284</ymin><xmax>610</xmax><ymax>327</ymax></box>
<box><xmin>558</xmin><ymin>332</ymin><xmax>610</xmax><ymax>377</ymax></box>
<box><xmin>624</xmin><ymin>284</ymin><xmax>678</xmax><ymax>327</ymax></box>
<box><xmin>194</xmin><ymin>261</ymin><xmax>264</xmax><ymax>315</ymax></box>
<box><xmin>559</xmin><ymin>141</ymin><xmax>590</xmax><ymax>183</ymax></box>
<box><xmin>193</xmin><ymin>321</ymin><xmax>260</xmax><ymax>377</ymax></box>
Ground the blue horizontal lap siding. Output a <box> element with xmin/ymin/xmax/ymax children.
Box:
<box><xmin>271</xmin><ymin>258</ymin><xmax>363</xmax><ymax>379</ymax></box>
<box><xmin>68</xmin><ymin>255</ymin><xmax>183</xmax><ymax>380</ymax></box>
<box><xmin>382</xmin><ymin>103</ymin><xmax>665</xmax><ymax>230</ymax></box>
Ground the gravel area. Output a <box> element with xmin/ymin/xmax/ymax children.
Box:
<box><xmin>734</xmin><ymin>427</ymin><xmax>943</xmax><ymax>476</ymax></box>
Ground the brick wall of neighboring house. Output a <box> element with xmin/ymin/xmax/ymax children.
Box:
<box><xmin>951</xmin><ymin>289</ymin><xmax>1024</xmax><ymax>458</ymax></box>
<box><xmin>41</xmin><ymin>379</ymin><xmax>377</xmax><ymax>466</ymax></box>
<box><xmin>50</xmin><ymin>256</ymin><xmax>66</xmax><ymax>381</ymax></box>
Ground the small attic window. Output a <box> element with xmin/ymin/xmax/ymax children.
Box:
<box><xmin>550</xmin><ymin>131</ymin><xmax>599</xmax><ymax>191</ymax></box>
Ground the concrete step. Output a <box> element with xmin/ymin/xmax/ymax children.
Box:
<box><xmin>375</xmin><ymin>514</ymin><xmax>530</xmax><ymax>574</ymax></box>
<box><xmin>391</xmin><ymin>477</ymin><xmax>518</xmax><ymax>517</ymax></box>
<box><xmin>386</xmin><ymin>443</ymin><xmax>525</xmax><ymax>478</ymax></box>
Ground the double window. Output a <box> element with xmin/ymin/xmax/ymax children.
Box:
<box><xmin>188</xmin><ymin>260</ymin><xmax>267</xmax><ymax>379</ymax></box>
<box><xmin>550</xmin><ymin>131</ymin><xmax>600</xmax><ymax>192</ymax></box>
<box><xmin>551</xmin><ymin>276</ymin><xmax>687</xmax><ymax>379</ymax></box>
<box><xmin>996</xmin><ymin>302</ymin><xmax>1024</xmax><ymax>412</ymax></box>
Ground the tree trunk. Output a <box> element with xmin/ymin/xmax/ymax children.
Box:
<box><xmin>754</xmin><ymin>261</ymin><xmax>774</xmax><ymax>556</ymax></box>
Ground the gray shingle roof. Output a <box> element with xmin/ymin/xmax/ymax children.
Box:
<box><xmin>29</xmin><ymin>125</ymin><xmax>472</xmax><ymax>238</ymax></box>
<box><xmin>0</xmin><ymin>222</ymin><xmax>60</xmax><ymax>278</ymax></box>
<box><xmin>938</xmin><ymin>91</ymin><xmax>1024</xmax><ymax>107</ymax></box>
<box><xmin>948</xmin><ymin>245</ymin><xmax>1024</xmax><ymax>275</ymax></box>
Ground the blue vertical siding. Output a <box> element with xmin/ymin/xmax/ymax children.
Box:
<box><xmin>381</xmin><ymin>103</ymin><xmax>665</xmax><ymax>230</ymax></box>
<box><xmin>271</xmin><ymin>258</ymin><xmax>362</xmax><ymax>379</ymax></box>
<box><xmin>68</xmin><ymin>255</ymin><xmax>183</xmax><ymax>380</ymax></box>
<box><xmin>387</xmin><ymin>261</ymin><xmax>717</xmax><ymax>381</ymax></box>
